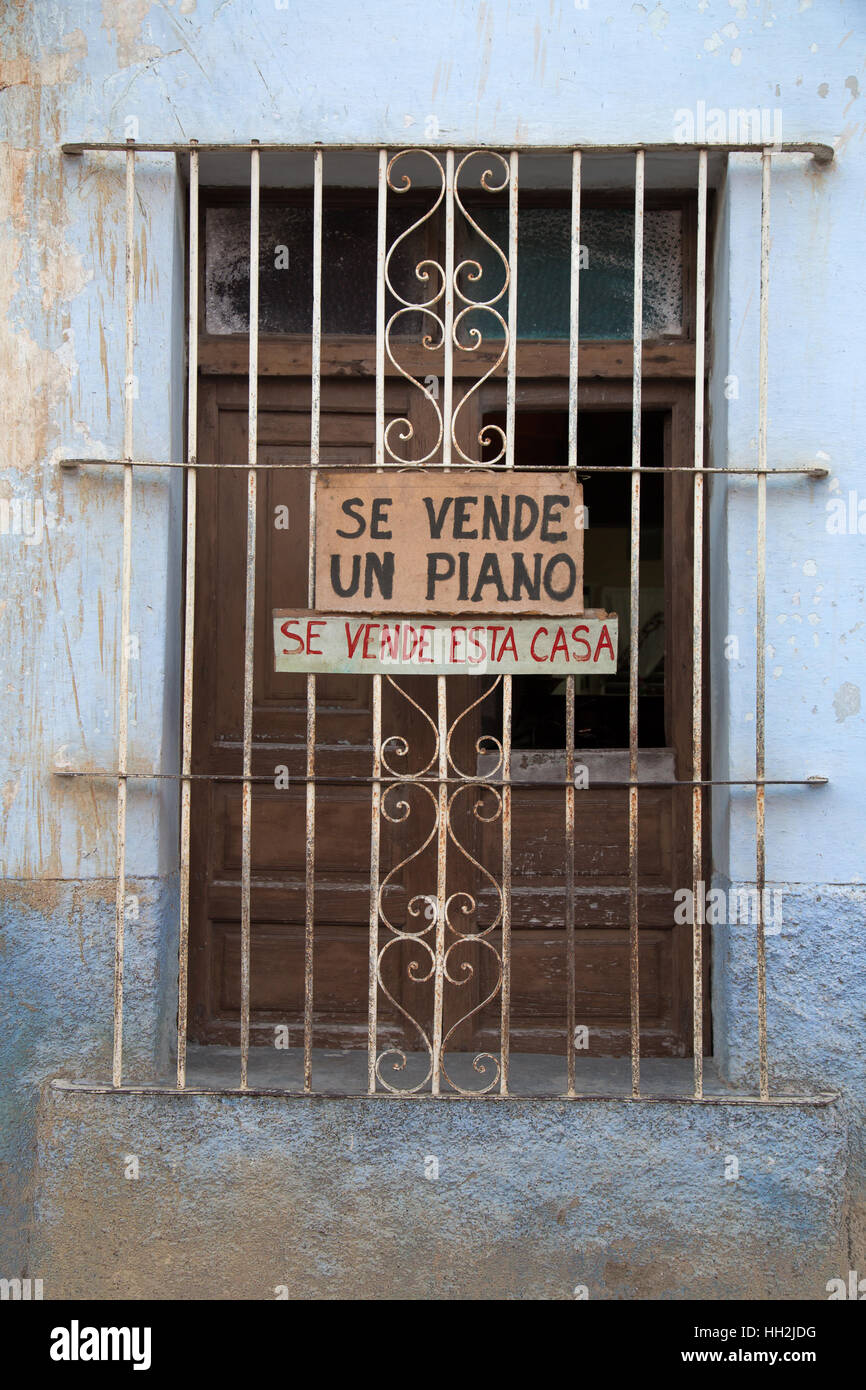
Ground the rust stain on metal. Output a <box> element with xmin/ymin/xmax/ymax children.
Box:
<box><xmin>239</xmin><ymin>148</ymin><xmax>260</xmax><ymax>1090</ymax></box>
<box><xmin>692</xmin><ymin>149</ymin><xmax>707</xmax><ymax>1100</ymax></box>
<box><xmin>628</xmin><ymin>150</ymin><xmax>644</xmax><ymax>1100</ymax></box>
<box><xmin>176</xmin><ymin>146</ymin><xmax>200</xmax><ymax>1089</ymax></box>
<box><xmin>756</xmin><ymin>151</ymin><xmax>771</xmax><ymax>1101</ymax></box>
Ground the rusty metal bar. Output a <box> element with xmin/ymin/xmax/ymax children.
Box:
<box><xmin>308</xmin><ymin>147</ymin><xmax>323</xmax><ymax>572</ymax></box>
<box><xmin>303</xmin><ymin>148</ymin><xmax>323</xmax><ymax>1094</ymax></box>
<box><xmin>239</xmin><ymin>143</ymin><xmax>260</xmax><ymax>1089</ymax></box>
<box><xmin>567</xmin><ymin>150</ymin><xmax>581</xmax><ymax>474</ymax></box>
<box><xmin>58</xmin><ymin>1079</ymin><xmax>840</xmax><ymax>1106</ymax></box>
<box><xmin>499</xmin><ymin>150</ymin><xmax>518</xmax><ymax>1094</ymax></box>
<box><xmin>756</xmin><ymin>150</ymin><xmax>771</xmax><ymax>1101</ymax></box>
<box><xmin>505</xmin><ymin>150</ymin><xmax>518</xmax><ymax>471</ymax></box>
<box><xmin>368</xmin><ymin>150</ymin><xmax>388</xmax><ymax>1090</ymax></box>
<box><xmin>367</xmin><ymin>676</ymin><xmax>382</xmax><ymax>1093</ymax></box>
<box><xmin>58</xmin><ymin>1079</ymin><xmax>838</xmax><ymax>1105</ymax></box>
<box><xmin>432</xmin><ymin>149</ymin><xmax>453</xmax><ymax>1091</ymax></box>
<box><xmin>176</xmin><ymin>142</ymin><xmax>199</xmax><ymax>1090</ymax></box>
<box><xmin>59</xmin><ymin>769</ymin><xmax>828</xmax><ymax>789</ymax></box>
<box><xmin>565</xmin><ymin>675</ymin><xmax>576</xmax><ymax>1096</ymax></box>
<box><xmin>628</xmin><ymin>149</ymin><xmax>644</xmax><ymax>1099</ymax></box>
<box><xmin>62</xmin><ymin>139</ymin><xmax>835</xmax><ymax>162</ymax></box>
<box><xmin>692</xmin><ymin>148</ymin><xmax>707</xmax><ymax>1099</ymax></box>
<box><xmin>565</xmin><ymin>148</ymin><xmax>581</xmax><ymax>1096</ymax></box>
<box><xmin>60</xmin><ymin>459</ymin><xmax>830</xmax><ymax>478</ymax></box>
<box><xmin>112</xmin><ymin>144</ymin><xmax>136</xmax><ymax>1088</ymax></box>
<box><xmin>443</xmin><ymin>149</ymin><xmax>455</xmax><ymax>470</ymax></box>
<box><xmin>302</xmin><ymin>662</ymin><xmax>315</xmax><ymax>1091</ymax></box>
<box><xmin>500</xmin><ymin>675</ymin><xmax>512</xmax><ymax>1096</ymax></box>
<box><xmin>431</xmin><ymin>677</ymin><xmax>448</xmax><ymax>1094</ymax></box>
<box><xmin>375</xmin><ymin>149</ymin><xmax>387</xmax><ymax>468</ymax></box>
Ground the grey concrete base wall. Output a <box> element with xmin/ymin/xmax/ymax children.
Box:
<box><xmin>713</xmin><ymin>883</ymin><xmax>866</xmax><ymax>1256</ymax></box>
<box><xmin>32</xmin><ymin>1088</ymin><xmax>848</xmax><ymax>1301</ymax></box>
<box><xmin>0</xmin><ymin>878</ymin><xmax>177</xmax><ymax>1274</ymax></box>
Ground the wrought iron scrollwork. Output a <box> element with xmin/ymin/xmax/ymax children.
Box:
<box><xmin>451</xmin><ymin>151</ymin><xmax>510</xmax><ymax>465</ymax></box>
<box><xmin>383</xmin><ymin>150</ymin><xmax>445</xmax><ymax>465</ymax></box>
<box><xmin>370</xmin><ymin>150</ymin><xmax>512</xmax><ymax>1094</ymax></box>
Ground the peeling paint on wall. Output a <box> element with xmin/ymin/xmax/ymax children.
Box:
<box><xmin>101</xmin><ymin>0</ymin><xmax>162</xmax><ymax>69</ymax></box>
<box><xmin>833</xmin><ymin>681</ymin><xmax>861</xmax><ymax>722</ymax></box>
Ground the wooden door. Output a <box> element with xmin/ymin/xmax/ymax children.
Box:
<box><xmin>471</xmin><ymin>382</ymin><xmax>706</xmax><ymax>1059</ymax></box>
<box><xmin>188</xmin><ymin>375</ymin><xmax>706</xmax><ymax>1062</ymax></box>
<box><xmin>189</xmin><ymin>375</ymin><xmax>406</xmax><ymax>1048</ymax></box>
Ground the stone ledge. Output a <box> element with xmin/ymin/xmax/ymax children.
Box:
<box><xmin>32</xmin><ymin>1085</ymin><xmax>848</xmax><ymax>1299</ymax></box>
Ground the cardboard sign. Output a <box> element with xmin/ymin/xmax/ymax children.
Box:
<box><xmin>273</xmin><ymin>611</ymin><xmax>618</xmax><ymax>676</ymax></box>
<box><xmin>314</xmin><ymin>470</ymin><xmax>584</xmax><ymax>615</ymax></box>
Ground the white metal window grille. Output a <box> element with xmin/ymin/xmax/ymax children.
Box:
<box><xmin>60</xmin><ymin>138</ymin><xmax>832</xmax><ymax>1102</ymax></box>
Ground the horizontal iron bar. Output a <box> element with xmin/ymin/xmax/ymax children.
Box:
<box><xmin>61</xmin><ymin>140</ymin><xmax>835</xmax><ymax>162</ymax></box>
<box><xmin>50</xmin><ymin>1079</ymin><xmax>839</xmax><ymax>1105</ymax></box>
<box><xmin>54</xmin><ymin>770</ymin><xmax>828</xmax><ymax>788</ymax></box>
<box><xmin>58</xmin><ymin>457</ymin><xmax>830</xmax><ymax>478</ymax></box>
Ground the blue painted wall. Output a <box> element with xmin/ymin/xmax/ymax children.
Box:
<box><xmin>2</xmin><ymin>0</ymin><xmax>865</xmax><ymax>1293</ymax></box>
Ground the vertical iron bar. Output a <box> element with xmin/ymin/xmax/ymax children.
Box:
<box><xmin>432</xmin><ymin>677</ymin><xmax>448</xmax><ymax>1094</ymax></box>
<box><xmin>443</xmin><ymin>149</ymin><xmax>455</xmax><ymax>469</ymax></box>
<box><xmin>499</xmin><ymin>150</ymin><xmax>518</xmax><ymax>1094</ymax></box>
<box><xmin>368</xmin><ymin>149</ymin><xmax>387</xmax><ymax>1089</ymax></box>
<box><xmin>500</xmin><ymin>675</ymin><xmax>512</xmax><ymax>1095</ymax></box>
<box><xmin>113</xmin><ymin>143</ymin><xmax>136</xmax><ymax>1088</ymax></box>
<box><xmin>375</xmin><ymin>148</ymin><xmax>386</xmax><ymax>468</ymax></box>
<box><xmin>177</xmin><ymin>141</ymin><xmax>199</xmax><ymax>1089</ymax></box>
<box><xmin>756</xmin><ymin>149</ymin><xmax>771</xmax><ymax>1100</ymax></box>
<box><xmin>565</xmin><ymin>675</ymin><xmax>576</xmax><ymax>1096</ymax></box>
<box><xmin>367</xmin><ymin>677</ymin><xmax>382</xmax><ymax>1093</ymax></box>
<box><xmin>505</xmin><ymin>150</ymin><xmax>518</xmax><ymax>471</ymax></box>
<box><xmin>240</xmin><ymin>142</ymin><xmax>260</xmax><ymax>1088</ymax></box>
<box><xmin>567</xmin><ymin>150</ymin><xmax>582</xmax><ymax>473</ymax></box>
<box><xmin>691</xmin><ymin>148</ymin><xmax>707</xmax><ymax>1099</ymax></box>
<box><xmin>433</xmin><ymin>147</ymin><xmax>454</xmax><ymax>1090</ymax></box>
<box><xmin>629</xmin><ymin>149</ymin><xmax>644</xmax><ymax>1099</ymax></box>
<box><xmin>303</xmin><ymin>148</ymin><xmax>322</xmax><ymax>1093</ymax></box>
<box><xmin>566</xmin><ymin>148</ymin><xmax>581</xmax><ymax>1096</ymax></box>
